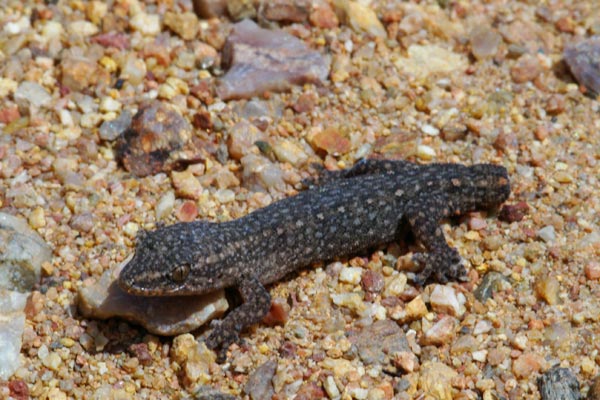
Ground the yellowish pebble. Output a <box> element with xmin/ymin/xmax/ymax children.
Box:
<box><xmin>60</xmin><ymin>338</ymin><xmax>75</xmax><ymax>348</ymax></box>
<box><xmin>99</xmin><ymin>56</ymin><xmax>118</xmax><ymax>73</ymax></box>
<box><xmin>28</xmin><ymin>207</ymin><xmax>46</xmax><ymax>229</ymax></box>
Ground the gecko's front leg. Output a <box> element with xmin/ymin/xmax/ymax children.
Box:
<box><xmin>205</xmin><ymin>274</ymin><xmax>271</xmax><ymax>360</ymax></box>
<box><xmin>405</xmin><ymin>196</ymin><xmax>467</xmax><ymax>285</ymax></box>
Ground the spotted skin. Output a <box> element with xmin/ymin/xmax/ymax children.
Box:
<box><xmin>118</xmin><ymin>159</ymin><xmax>511</xmax><ymax>358</ymax></box>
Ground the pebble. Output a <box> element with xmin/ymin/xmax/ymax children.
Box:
<box><xmin>588</xmin><ymin>375</ymin><xmax>600</xmax><ymax>400</ymax></box>
<box><xmin>383</xmin><ymin>273</ymin><xmax>407</xmax><ymax>297</ymax></box>
<box><xmin>451</xmin><ymin>334</ymin><xmax>478</xmax><ymax>354</ymax></box>
<box><xmin>330</xmin><ymin>292</ymin><xmax>364</xmax><ymax>313</ymax></box>
<box><xmin>422</xmin><ymin>316</ymin><xmax>456</xmax><ymax>345</ymax></box>
<box><xmin>323</xmin><ymin>376</ymin><xmax>341</xmax><ymax>398</ymax></box>
<box><xmin>164</xmin><ymin>12</ymin><xmax>199</xmax><ymax>40</ymax></box>
<box><xmin>393</xmin><ymin>351</ymin><xmax>418</xmax><ymax>373</ymax></box>
<box><xmin>537</xmin><ymin>366</ymin><xmax>582</xmax><ymax>400</ymax></box>
<box><xmin>308</xmin><ymin>127</ymin><xmax>351</xmax><ymax>155</ymax></box>
<box><xmin>227</xmin><ymin>0</ymin><xmax>257</xmax><ymax>20</ymax></box>
<box><xmin>584</xmin><ymin>262</ymin><xmax>600</xmax><ymax>280</ymax></box>
<box><xmin>499</xmin><ymin>201</ymin><xmax>529</xmax><ymax>223</ymax></box>
<box><xmin>227</xmin><ymin>120</ymin><xmax>267</xmax><ymax>160</ymax></box>
<box><xmin>129</xmin><ymin>12</ymin><xmax>161</xmax><ymax>36</ymax></box>
<box><xmin>67</xmin><ymin>20</ymin><xmax>99</xmax><ymax>37</ymax></box>
<box><xmin>418</xmin><ymin>362</ymin><xmax>457</xmax><ymax>400</ymax></box>
<box><xmin>260</xmin><ymin>0</ymin><xmax>310</xmax><ymax>23</ymax></box>
<box><xmin>512</xmin><ymin>353</ymin><xmax>543</xmax><ymax>378</ymax></box>
<box><xmin>470</xmin><ymin>26</ymin><xmax>502</xmax><ymax>60</ymax></box>
<box><xmin>416</xmin><ymin>144</ymin><xmax>436</xmax><ymax>160</ymax></box>
<box><xmin>537</xmin><ymin>225</ymin><xmax>556</xmax><ymax>243</ymax></box>
<box><xmin>116</xmin><ymin>101</ymin><xmax>194</xmax><ymax>177</ymax></box>
<box><xmin>192</xmin><ymin>0</ymin><xmax>228</xmax><ymax>18</ymax></box>
<box><xmin>309</xmin><ymin>0</ymin><xmax>339</xmax><ymax>29</ymax></box>
<box><xmin>336</xmin><ymin>0</ymin><xmax>386</xmax><ymax>38</ymax></box>
<box><xmin>99</xmin><ymin>97</ymin><xmax>121</xmax><ymax>113</ymax></box>
<box><xmin>564</xmin><ymin>37</ymin><xmax>600</xmax><ymax>96</ymax></box>
<box><xmin>0</xmin><ymin>213</ymin><xmax>52</xmax><ymax>292</ymax></box>
<box><xmin>511</xmin><ymin>54</ymin><xmax>542</xmax><ymax>83</ymax></box>
<box><xmin>241</xmin><ymin>154</ymin><xmax>285</xmax><ymax>191</ymax></box>
<box><xmin>170</xmin><ymin>334</ymin><xmax>215</xmax><ymax>386</ymax></box>
<box><xmin>534</xmin><ymin>276</ymin><xmax>560</xmax><ymax>305</ymax></box>
<box><xmin>430</xmin><ymin>285</ymin><xmax>464</xmax><ymax>317</ymax></box>
<box><xmin>0</xmin><ymin>290</ymin><xmax>28</xmax><ymax>379</ymax></box>
<box><xmin>391</xmin><ymin>295</ymin><xmax>427</xmax><ymax>322</ymax></box>
<box><xmin>339</xmin><ymin>266</ymin><xmax>363</xmax><ymax>285</ymax></box>
<box><xmin>395</xmin><ymin>45</ymin><xmax>467</xmax><ymax>79</ymax></box>
<box><xmin>217</xmin><ymin>19</ymin><xmax>329</xmax><ymax>100</ymax></box>
<box><xmin>244</xmin><ymin>359</ymin><xmax>277</xmax><ymax>400</ymax></box>
<box><xmin>271</xmin><ymin>139</ymin><xmax>310</xmax><ymax>166</ymax></box>
<box><xmin>171</xmin><ymin>169</ymin><xmax>203</xmax><ymax>200</ymax></box>
<box><xmin>351</xmin><ymin>320</ymin><xmax>410</xmax><ymax>365</ymax></box>
<box><xmin>421</xmin><ymin>124</ymin><xmax>439</xmax><ymax>136</ymax></box>
<box><xmin>99</xmin><ymin>110</ymin><xmax>132</xmax><ymax>141</ymax></box>
<box><xmin>77</xmin><ymin>262</ymin><xmax>228</xmax><ymax>336</ymax></box>
<box><xmin>473</xmin><ymin>319</ymin><xmax>493</xmax><ymax>335</ymax></box>
<box><xmin>61</xmin><ymin>57</ymin><xmax>109</xmax><ymax>92</ymax></box>
<box><xmin>13</xmin><ymin>81</ymin><xmax>52</xmax><ymax>111</ymax></box>
<box><xmin>361</xmin><ymin>270</ymin><xmax>385</xmax><ymax>293</ymax></box>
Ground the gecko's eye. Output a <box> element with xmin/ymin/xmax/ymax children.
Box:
<box><xmin>171</xmin><ymin>264</ymin><xmax>190</xmax><ymax>283</ymax></box>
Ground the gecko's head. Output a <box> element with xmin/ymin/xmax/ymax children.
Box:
<box><xmin>118</xmin><ymin>222</ymin><xmax>208</xmax><ymax>296</ymax></box>
<box><xmin>465</xmin><ymin>164</ymin><xmax>511</xmax><ymax>209</ymax></box>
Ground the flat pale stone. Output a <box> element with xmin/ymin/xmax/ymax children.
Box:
<box><xmin>0</xmin><ymin>212</ymin><xmax>52</xmax><ymax>292</ymax></box>
<box><xmin>78</xmin><ymin>261</ymin><xmax>228</xmax><ymax>336</ymax></box>
<box><xmin>0</xmin><ymin>289</ymin><xmax>28</xmax><ymax>380</ymax></box>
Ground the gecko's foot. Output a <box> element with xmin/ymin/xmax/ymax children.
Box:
<box><xmin>205</xmin><ymin>324</ymin><xmax>241</xmax><ymax>363</ymax></box>
<box><xmin>412</xmin><ymin>249</ymin><xmax>466</xmax><ymax>285</ymax></box>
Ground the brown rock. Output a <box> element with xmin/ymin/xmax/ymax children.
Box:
<box><xmin>192</xmin><ymin>109</ymin><xmax>213</xmax><ymax>130</ymax></box>
<box><xmin>361</xmin><ymin>270</ymin><xmax>385</xmax><ymax>293</ymax></box>
<box><xmin>555</xmin><ymin>16</ymin><xmax>575</xmax><ymax>33</ymax></box>
<box><xmin>499</xmin><ymin>202</ymin><xmax>529</xmax><ymax>223</ymax></box>
<box><xmin>260</xmin><ymin>0</ymin><xmax>310</xmax><ymax>23</ymax></box>
<box><xmin>292</xmin><ymin>92</ymin><xmax>317</xmax><ymax>113</ymax></box>
<box><xmin>217</xmin><ymin>19</ymin><xmax>329</xmax><ymax>100</ymax></box>
<box><xmin>176</xmin><ymin>201</ymin><xmax>199</xmax><ymax>222</ymax></box>
<box><xmin>192</xmin><ymin>0</ymin><xmax>227</xmax><ymax>18</ymax></box>
<box><xmin>512</xmin><ymin>353</ymin><xmax>543</xmax><ymax>378</ymax></box>
<box><xmin>262</xmin><ymin>297</ymin><xmax>289</xmax><ymax>326</ymax></box>
<box><xmin>546</xmin><ymin>94</ymin><xmax>565</xmax><ymax>115</ymax></box>
<box><xmin>8</xmin><ymin>379</ymin><xmax>29</xmax><ymax>400</ymax></box>
<box><xmin>61</xmin><ymin>57</ymin><xmax>110</xmax><ymax>92</ymax></box>
<box><xmin>511</xmin><ymin>54</ymin><xmax>542</xmax><ymax>83</ymax></box>
<box><xmin>584</xmin><ymin>262</ymin><xmax>600</xmax><ymax>280</ymax></box>
<box><xmin>90</xmin><ymin>32</ymin><xmax>130</xmax><ymax>50</ymax></box>
<box><xmin>493</xmin><ymin>130</ymin><xmax>518</xmax><ymax>152</ymax></box>
<box><xmin>309</xmin><ymin>0</ymin><xmax>339</xmax><ymax>29</ymax></box>
<box><xmin>0</xmin><ymin>105</ymin><xmax>20</xmax><ymax>124</ymax></box>
<box><xmin>588</xmin><ymin>375</ymin><xmax>600</xmax><ymax>400</ymax></box>
<box><xmin>129</xmin><ymin>343</ymin><xmax>153</xmax><ymax>366</ymax></box>
<box><xmin>308</xmin><ymin>127</ymin><xmax>351</xmax><ymax>155</ymax></box>
<box><xmin>115</xmin><ymin>101</ymin><xmax>194</xmax><ymax>177</ymax></box>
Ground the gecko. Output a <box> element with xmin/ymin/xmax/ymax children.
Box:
<box><xmin>118</xmin><ymin>159</ymin><xmax>511</xmax><ymax>357</ymax></box>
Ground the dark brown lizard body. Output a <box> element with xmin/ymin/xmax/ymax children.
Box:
<box><xmin>118</xmin><ymin>159</ymin><xmax>510</xmax><ymax>355</ymax></box>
